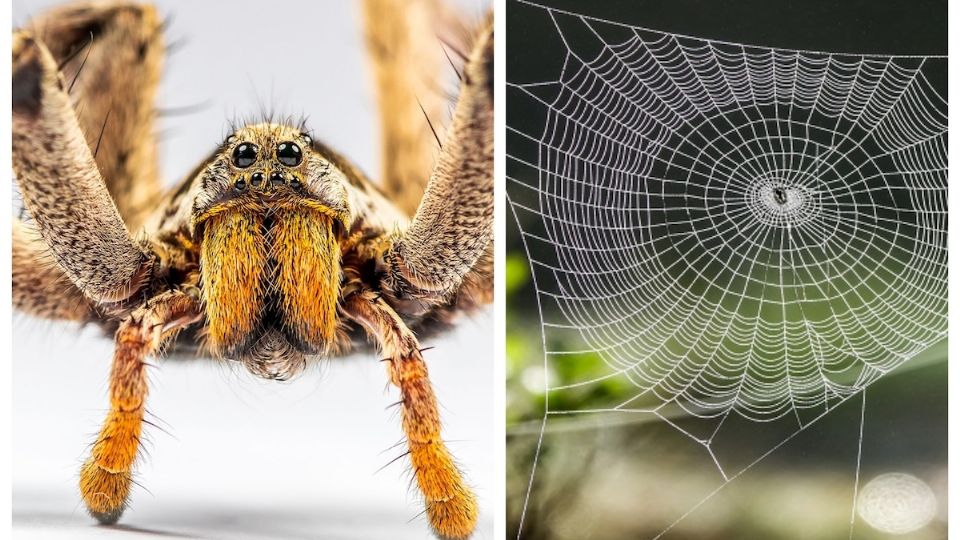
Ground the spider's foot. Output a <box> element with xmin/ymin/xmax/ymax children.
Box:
<box><xmin>79</xmin><ymin>459</ymin><xmax>131</xmax><ymax>525</ymax></box>
<box><xmin>427</xmin><ymin>488</ymin><xmax>479</xmax><ymax>540</ymax></box>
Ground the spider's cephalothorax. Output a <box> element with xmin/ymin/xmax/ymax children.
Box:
<box><xmin>12</xmin><ymin>1</ymin><xmax>493</xmax><ymax>538</ymax></box>
<box><xmin>193</xmin><ymin>125</ymin><xmax>354</xmax><ymax>379</ymax></box>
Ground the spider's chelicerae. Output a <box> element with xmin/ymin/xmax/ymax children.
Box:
<box><xmin>12</xmin><ymin>1</ymin><xmax>492</xmax><ymax>538</ymax></box>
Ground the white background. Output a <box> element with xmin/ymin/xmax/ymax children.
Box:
<box><xmin>11</xmin><ymin>1</ymin><xmax>494</xmax><ymax>539</ymax></box>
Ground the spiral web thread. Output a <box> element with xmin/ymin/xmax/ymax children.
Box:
<box><xmin>507</xmin><ymin>2</ymin><xmax>946</xmax><ymax>537</ymax></box>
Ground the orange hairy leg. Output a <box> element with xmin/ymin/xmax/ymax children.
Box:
<box><xmin>271</xmin><ymin>208</ymin><xmax>341</xmax><ymax>349</ymax></box>
<box><xmin>80</xmin><ymin>292</ymin><xmax>200</xmax><ymax>523</ymax></box>
<box><xmin>344</xmin><ymin>291</ymin><xmax>477</xmax><ymax>540</ymax></box>
<box><xmin>199</xmin><ymin>211</ymin><xmax>268</xmax><ymax>355</ymax></box>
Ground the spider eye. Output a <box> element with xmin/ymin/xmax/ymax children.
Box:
<box><xmin>270</xmin><ymin>171</ymin><xmax>286</xmax><ymax>186</ymax></box>
<box><xmin>276</xmin><ymin>142</ymin><xmax>302</xmax><ymax>167</ymax></box>
<box><xmin>232</xmin><ymin>143</ymin><xmax>258</xmax><ymax>168</ymax></box>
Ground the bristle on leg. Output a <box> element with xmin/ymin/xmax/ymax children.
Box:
<box><xmin>345</xmin><ymin>291</ymin><xmax>478</xmax><ymax>539</ymax></box>
<box><xmin>79</xmin><ymin>293</ymin><xmax>199</xmax><ymax>523</ymax></box>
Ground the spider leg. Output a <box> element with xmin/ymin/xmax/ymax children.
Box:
<box><xmin>79</xmin><ymin>291</ymin><xmax>200</xmax><ymax>524</ymax></box>
<box><xmin>380</xmin><ymin>16</ymin><xmax>493</xmax><ymax>300</ymax></box>
<box><xmin>24</xmin><ymin>1</ymin><xmax>166</xmax><ymax>226</ymax></box>
<box><xmin>13</xmin><ymin>32</ymin><xmax>153</xmax><ymax>303</ymax></box>
<box><xmin>13</xmin><ymin>219</ymin><xmax>93</xmax><ymax>322</ymax></box>
<box><xmin>344</xmin><ymin>291</ymin><xmax>478</xmax><ymax>540</ymax></box>
<box><xmin>362</xmin><ymin>0</ymin><xmax>467</xmax><ymax>216</ymax></box>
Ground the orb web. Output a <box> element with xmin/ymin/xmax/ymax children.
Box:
<box><xmin>507</xmin><ymin>2</ymin><xmax>946</xmax><ymax>537</ymax></box>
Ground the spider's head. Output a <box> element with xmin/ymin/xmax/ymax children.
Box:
<box><xmin>193</xmin><ymin>123</ymin><xmax>354</xmax><ymax>221</ymax></box>
<box><xmin>190</xmin><ymin>123</ymin><xmax>356</xmax><ymax>380</ymax></box>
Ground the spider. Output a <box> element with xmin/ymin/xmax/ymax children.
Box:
<box><xmin>12</xmin><ymin>1</ymin><xmax>492</xmax><ymax>538</ymax></box>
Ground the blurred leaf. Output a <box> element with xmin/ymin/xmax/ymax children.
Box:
<box><xmin>505</xmin><ymin>254</ymin><xmax>530</xmax><ymax>294</ymax></box>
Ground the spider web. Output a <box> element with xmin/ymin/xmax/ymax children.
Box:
<box><xmin>507</xmin><ymin>2</ymin><xmax>946</xmax><ymax>537</ymax></box>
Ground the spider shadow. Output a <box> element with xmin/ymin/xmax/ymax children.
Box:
<box><xmin>13</xmin><ymin>489</ymin><xmax>420</xmax><ymax>540</ymax></box>
<box><xmin>108</xmin><ymin>524</ymin><xmax>200</xmax><ymax>538</ymax></box>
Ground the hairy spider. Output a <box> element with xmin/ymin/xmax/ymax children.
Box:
<box><xmin>12</xmin><ymin>1</ymin><xmax>492</xmax><ymax>538</ymax></box>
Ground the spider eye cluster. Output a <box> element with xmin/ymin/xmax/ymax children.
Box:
<box><xmin>230</xmin><ymin>141</ymin><xmax>303</xmax><ymax>168</ymax></box>
<box><xmin>227</xmin><ymin>138</ymin><xmax>306</xmax><ymax>192</ymax></box>
<box><xmin>233</xmin><ymin>170</ymin><xmax>302</xmax><ymax>192</ymax></box>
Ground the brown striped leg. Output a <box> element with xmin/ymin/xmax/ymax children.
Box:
<box><xmin>12</xmin><ymin>31</ymin><xmax>152</xmax><ymax>303</ymax></box>
<box><xmin>344</xmin><ymin>291</ymin><xmax>478</xmax><ymax>540</ymax></box>
<box><xmin>13</xmin><ymin>219</ymin><xmax>94</xmax><ymax>322</ymax></box>
<box><xmin>79</xmin><ymin>292</ymin><xmax>200</xmax><ymax>523</ymax></box>
<box><xmin>26</xmin><ymin>1</ymin><xmax>166</xmax><ymax>226</ymax></box>
<box><xmin>382</xmin><ymin>16</ymin><xmax>493</xmax><ymax>300</ymax></box>
<box><xmin>361</xmin><ymin>0</ymin><xmax>467</xmax><ymax>216</ymax></box>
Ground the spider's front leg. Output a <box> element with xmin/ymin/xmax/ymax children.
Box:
<box><xmin>380</xmin><ymin>16</ymin><xmax>493</xmax><ymax>302</ymax></box>
<box><xmin>344</xmin><ymin>291</ymin><xmax>478</xmax><ymax>540</ymax></box>
<box><xmin>13</xmin><ymin>219</ymin><xmax>93</xmax><ymax>322</ymax></box>
<box><xmin>80</xmin><ymin>291</ymin><xmax>201</xmax><ymax>523</ymax></box>
<box><xmin>12</xmin><ymin>32</ymin><xmax>152</xmax><ymax>303</ymax></box>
